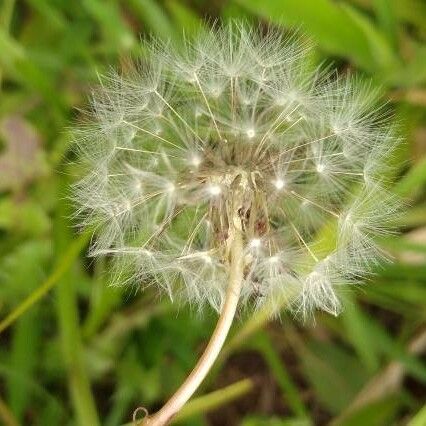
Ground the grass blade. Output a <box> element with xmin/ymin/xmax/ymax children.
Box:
<box><xmin>0</xmin><ymin>230</ymin><xmax>90</xmax><ymax>334</ymax></box>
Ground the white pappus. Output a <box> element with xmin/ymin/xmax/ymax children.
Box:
<box><xmin>72</xmin><ymin>22</ymin><xmax>400</xmax><ymax>322</ymax></box>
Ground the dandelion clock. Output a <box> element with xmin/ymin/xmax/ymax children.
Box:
<box><xmin>73</xmin><ymin>23</ymin><xmax>400</xmax><ymax>425</ymax></box>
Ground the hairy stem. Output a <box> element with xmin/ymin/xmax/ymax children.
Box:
<box><xmin>141</xmin><ymin>227</ymin><xmax>244</xmax><ymax>426</ymax></box>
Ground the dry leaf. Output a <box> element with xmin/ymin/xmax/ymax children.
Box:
<box><xmin>0</xmin><ymin>115</ymin><xmax>46</xmax><ymax>192</ymax></box>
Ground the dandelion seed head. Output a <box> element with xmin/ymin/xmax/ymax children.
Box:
<box><xmin>73</xmin><ymin>22</ymin><xmax>400</xmax><ymax>320</ymax></box>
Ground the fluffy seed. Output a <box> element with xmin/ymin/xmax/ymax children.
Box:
<box><xmin>72</xmin><ymin>22</ymin><xmax>400</xmax><ymax>319</ymax></box>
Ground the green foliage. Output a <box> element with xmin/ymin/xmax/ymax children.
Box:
<box><xmin>0</xmin><ymin>0</ymin><xmax>425</xmax><ymax>425</ymax></box>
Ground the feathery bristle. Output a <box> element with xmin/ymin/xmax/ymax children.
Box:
<box><xmin>72</xmin><ymin>22</ymin><xmax>400</xmax><ymax>319</ymax></box>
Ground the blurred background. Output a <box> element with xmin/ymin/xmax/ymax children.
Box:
<box><xmin>0</xmin><ymin>1</ymin><xmax>425</xmax><ymax>425</ymax></box>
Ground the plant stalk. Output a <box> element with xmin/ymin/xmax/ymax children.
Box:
<box><xmin>141</xmin><ymin>226</ymin><xmax>244</xmax><ymax>425</ymax></box>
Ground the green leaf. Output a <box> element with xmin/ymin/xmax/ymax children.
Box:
<box><xmin>360</xmin><ymin>317</ymin><xmax>426</xmax><ymax>383</ymax></box>
<box><xmin>54</xmin><ymin>190</ymin><xmax>100</xmax><ymax>426</ymax></box>
<box><xmin>82</xmin><ymin>258</ymin><xmax>122</xmax><ymax>339</ymax></box>
<box><xmin>252</xmin><ymin>333</ymin><xmax>308</xmax><ymax>417</ymax></box>
<box><xmin>373</xmin><ymin>0</ymin><xmax>398</xmax><ymax>49</ymax></box>
<box><xmin>0</xmin><ymin>0</ymin><xmax>15</xmax><ymax>32</ymax></box>
<box><xmin>341</xmin><ymin>4</ymin><xmax>399</xmax><ymax>73</ymax></box>
<box><xmin>166</xmin><ymin>1</ymin><xmax>204</xmax><ymax>36</ymax></box>
<box><xmin>348</xmin><ymin>0</ymin><xmax>426</xmax><ymax>33</ymax></box>
<box><xmin>128</xmin><ymin>0</ymin><xmax>177</xmax><ymax>40</ymax></box>
<box><xmin>388</xmin><ymin>46</ymin><xmax>426</xmax><ymax>87</ymax></box>
<box><xmin>7</xmin><ymin>309</ymin><xmax>41</xmax><ymax>421</ymax></box>
<box><xmin>120</xmin><ymin>378</ymin><xmax>254</xmax><ymax>426</ymax></box>
<box><xmin>81</xmin><ymin>0</ymin><xmax>134</xmax><ymax>50</ymax></box>
<box><xmin>0</xmin><ymin>363</ymin><xmax>64</xmax><ymax>422</ymax></box>
<box><xmin>408</xmin><ymin>404</ymin><xmax>426</xmax><ymax>426</ymax></box>
<box><xmin>0</xmin><ymin>240</ymin><xmax>51</xmax><ymax>304</ymax></box>
<box><xmin>395</xmin><ymin>156</ymin><xmax>426</xmax><ymax>198</ymax></box>
<box><xmin>173</xmin><ymin>379</ymin><xmax>253</xmax><ymax>424</ymax></box>
<box><xmin>340</xmin><ymin>297</ymin><xmax>380</xmax><ymax>373</ymax></box>
<box><xmin>234</xmin><ymin>0</ymin><xmax>376</xmax><ymax>70</ymax></box>
<box><xmin>0</xmin><ymin>199</ymin><xmax>50</xmax><ymax>236</ymax></box>
<box><xmin>393</xmin><ymin>0</ymin><xmax>426</xmax><ymax>33</ymax></box>
<box><xmin>298</xmin><ymin>340</ymin><xmax>369</xmax><ymax>414</ymax></box>
<box><xmin>366</xmin><ymin>280</ymin><xmax>426</xmax><ymax>310</ymax></box>
<box><xmin>25</xmin><ymin>0</ymin><xmax>67</xmax><ymax>30</ymax></box>
<box><xmin>0</xmin><ymin>232</ymin><xmax>90</xmax><ymax>334</ymax></box>
<box><xmin>334</xmin><ymin>395</ymin><xmax>401</xmax><ymax>426</ymax></box>
<box><xmin>242</xmin><ymin>416</ymin><xmax>311</xmax><ymax>426</ymax></box>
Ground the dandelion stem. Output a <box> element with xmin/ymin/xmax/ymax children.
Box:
<box><xmin>140</xmin><ymin>226</ymin><xmax>244</xmax><ymax>426</ymax></box>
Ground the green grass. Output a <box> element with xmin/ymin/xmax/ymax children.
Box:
<box><xmin>0</xmin><ymin>1</ymin><xmax>425</xmax><ymax>425</ymax></box>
